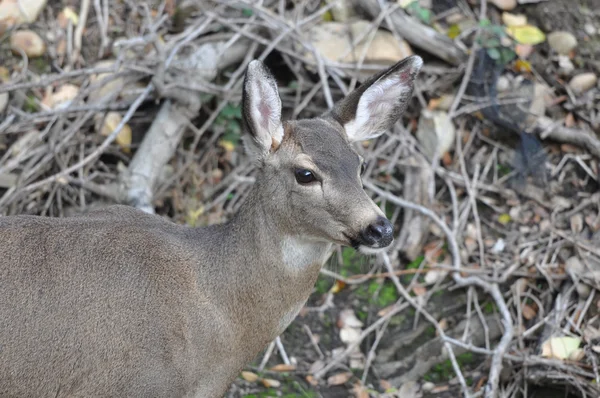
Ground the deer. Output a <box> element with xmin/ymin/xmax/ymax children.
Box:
<box><xmin>0</xmin><ymin>55</ymin><xmax>422</xmax><ymax>397</ymax></box>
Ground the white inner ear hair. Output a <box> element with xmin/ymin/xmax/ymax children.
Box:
<box><xmin>249</xmin><ymin>79</ymin><xmax>284</xmax><ymax>149</ymax></box>
<box><xmin>344</xmin><ymin>74</ymin><xmax>410</xmax><ymax>142</ymax></box>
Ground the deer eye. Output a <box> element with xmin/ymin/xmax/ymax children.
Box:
<box><xmin>294</xmin><ymin>169</ymin><xmax>317</xmax><ymax>184</ymax></box>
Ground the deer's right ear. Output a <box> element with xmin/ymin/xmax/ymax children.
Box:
<box><xmin>241</xmin><ymin>60</ymin><xmax>284</xmax><ymax>160</ymax></box>
<box><xmin>329</xmin><ymin>56</ymin><xmax>423</xmax><ymax>143</ymax></box>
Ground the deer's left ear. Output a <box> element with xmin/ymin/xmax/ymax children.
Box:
<box><xmin>328</xmin><ymin>56</ymin><xmax>423</xmax><ymax>143</ymax></box>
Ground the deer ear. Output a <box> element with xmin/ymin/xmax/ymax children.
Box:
<box><xmin>329</xmin><ymin>56</ymin><xmax>423</xmax><ymax>143</ymax></box>
<box><xmin>241</xmin><ymin>60</ymin><xmax>284</xmax><ymax>159</ymax></box>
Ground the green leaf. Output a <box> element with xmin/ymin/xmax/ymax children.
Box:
<box><xmin>479</xmin><ymin>18</ymin><xmax>491</xmax><ymax>27</ymax></box>
<box><xmin>486</xmin><ymin>47</ymin><xmax>501</xmax><ymax>60</ymax></box>
<box><xmin>242</xmin><ymin>8</ymin><xmax>253</xmax><ymax>17</ymax></box>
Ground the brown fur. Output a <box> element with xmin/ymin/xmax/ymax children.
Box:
<box><xmin>0</xmin><ymin>56</ymin><xmax>422</xmax><ymax>397</ymax></box>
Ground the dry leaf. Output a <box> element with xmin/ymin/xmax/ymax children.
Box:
<box><xmin>269</xmin><ymin>364</ymin><xmax>296</xmax><ymax>372</ymax></box>
<box><xmin>502</xmin><ymin>12</ymin><xmax>527</xmax><ymax>27</ymax></box>
<box><xmin>330</xmin><ymin>280</ymin><xmax>346</xmax><ymax>294</ymax></box>
<box><xmin>261</xmin><ymin>378</ymin><xmax>281</xmax><ymax>388</ymax></box>
<box><xmin>241</xmin><ymin>371</ymin><xmax>259</xmax><ymax>382</ymax></box>
<box><xmin>327</xmin><ymin>372</ymin><xmax>352</xmax><ymax>386</ymax></box>
<box><xmin>0</xmin><ymin>0</ymin><xmax>47</xmax><ymax>26</ymax></box>
<box><xmin>377</xmin><ymin>304</ymin><xmax>396</xmax><ymax>317</ymax></box>
<box><xmin>541</xmin><ymin>336</ymin><xmax>581</xmax><ymax>360</ymax></box>
<box><xmin>351</xmin><ymin>382</ymin><xmax>370</xmax><ymax>398</ymax></box>
<box><xmin>10</xmin><ymin>30</ymin><xmax>45</xmax><ymax>57</ymax></box>
<box><xmin>306</xmin><ymin>375</ymin><xmax>319</xmax><ymax>386</ymax></box>
<box><xmin>97</xmin><ymin>112</ymin><xmax>132</xmax><ymax>153</ymax></box>
<box><xmin>412</xmin><ymin>284</ymin><xmax>427</xmax><ymax>296</ymax></box>
<box><xmin>307</xmin><ymin>21</ymin><xmax>412</xmax><ymax>67</ymax></box>
<box><xmin>521</xmin><ymin>304</ymin><xmax>537</xmax><ymax>320</ymax></box>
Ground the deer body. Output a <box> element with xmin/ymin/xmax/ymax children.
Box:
<box><xmin>0</xmin><ymin>56</ymin><xmax>422</xmax><ymax>397</ymax></box>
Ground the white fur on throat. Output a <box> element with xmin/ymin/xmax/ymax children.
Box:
<box><xmin>276</xmin><ymin>237</ymin><xmax>332</xmax><ymax>334</ymax></box>
<box><xmin>281</xmin><ymin>237</ymin><xmax>331</xmax><ymax>271</ymax></box>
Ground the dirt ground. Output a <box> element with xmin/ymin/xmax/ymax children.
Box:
<box><xmin>1</xmin><ymin>0</ymin><xmax>600</xmax><ymax>397</ymax></box>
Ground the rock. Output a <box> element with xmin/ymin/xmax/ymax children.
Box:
<box><xmin>569</xmin><ymin>73</ymin><xmax>597</xmax><ymax>94</ymax></box>
<box><xmin>490</xmin><ymin>0</ymin><xmax>517</xmax><ymax>11</ymax></box>
<box><xmin>496</xmin><ymin>75</ymin><xmax>511</xmax><ymax>92</ymax></box>
<box><xmin>0</xmin><ymin>0</ymin><xmax>46</xmax><ymax>26</ymax></box>
<box><xmin>584</xmin><ymin>23</ymin><xmax>596</xmax><ymax>36</ymax></box>
<box><xmin>10</xmin><ymin>30</ymin><xmax>45</xmax><ymax>57</ymax></box>
<box><xmin>547</xmin><ymin>31</ymin><xmax>577</xmax><ymax>55</ymax></box>
<box><xmin>306</xmin><ymin>20</ymin><xmax>412</xmax><ymax>67</ymax></box>
<box><xmin>557</xmin><ymin>55</ymin><xmax>575</xmax><ymax>76</ymax></box>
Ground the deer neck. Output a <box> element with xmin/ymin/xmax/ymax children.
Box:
<box><xmin>211</xmin><ymin>179</ymin><xmax>331</xmax><ymax>344</ymax></box>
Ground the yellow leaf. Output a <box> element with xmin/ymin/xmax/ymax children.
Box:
<box><xmin>447</xmin><ymin>24</ymin><xmax>461</xmax><ymax>39</ymax></box>
<box><xmin>541</xmin><ymin>336</ymin><xmax>581</xmax><ymax>360</ymax></box>
<box><xmin>514</xmin><ymin>59</ymin><xmax>532</xmax><ymax>73</ymax></box>
<box><xmin>62</xmin><ymin>7</ymin><xmax>79</xmax><ymax>25</ymax></box>
<box><xmin>398</xmin><ymin>0</ymin><xmax>416</xmax><ymax>8</ymax></box>
<box><xmin>506</xmin><ymin>25</ymin><xmax>546</xmax><ymax>45</ymax></box>
<box><xmin>321</xmin><ymin>10</ymin><xmax>333</xmax><ymax>21</ymax></box>
<box><xmin>498</xmin><ymin>214</ymin><xmax>512</xmax><ymax>225</ymax></box>
<box><xmin>330</xmin><ymin>280</ymin><xmax>346</xmax><ymax>294</ymax></box>
<box><xmin>218</xmin><ymin>140</ymin><xmax>235</xmax><ymax>153</ymax></box>
<box><xmin>186</xmin><ymin>206</ymin><xmax>204</xmax><ymax>226</ymax></box>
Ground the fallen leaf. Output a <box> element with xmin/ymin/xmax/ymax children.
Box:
<box><xmin>514</xmin><ymin>59</ymin><xmax>531</xmax><ymax>73</ymax></box>
<box><xmin>269</xmin><ymin>364</ymin><xmax>296</xmax><ymax>372</ymax></box>
<box><xmin>97</xmin><ymin>112</ymin><xmax>132</xmax><ymax>153</ymax></box>
<box><xmin>351</xmin><ymin>382</ymin><xmax>370</xmax><ymax>398</ymax></box>
<box><xmin>416</xmin><ymin>110</ymin><xmax>456</xmax><ymax>160</ymax></box>
<box><xmin>502</xmin><ymin>12</ymin><xmax>527</xmax><ymax>27</ymax></box>
<box><xmin>541</xmin><ymin>336</ymin><xmax>581</xmax><ymax>360</ymax></box>
<box><xmin>0</xmin><ymin>0</ymin><xmax>47</xmax><ymax>26</ymax></box>
<box><xmin>261</xmin><ymin>378</ymin><xmax>281</xmax><ymax>388</ymax></box>
<box><xmin>10</xmin><ymin>30</ymin><xmax>46</xmax><ymax>57</ymax></box>
<box><xmin>327</xmin><ymin>372</ymin><xmax>352</xmax><ymax>386</ymax></box>
<box><xmin>412</xmin><ymin>284</ymin><xmax>427</xmax><ymax>296</ymax></box>
<box><xmin>57</xmin><ymin>6</ymin><xmax>78</xmax><ymax>28</ymax></box>
<box><xmin>0</xmin><ymin>92</ymin><xmax>7</xmax><ymax>113</ymax></box>
<box><xmin>521</xmin><ymin>304</ymin><xmax>537</xmax><ymax>320</ymax></box>
<box><xmin>330</xmin><ymin>279</ymin><xmax>346</xmax><ymax>294</ymax></box>
<box><xmin>306</xmin><ymin>21</ymin><xmax>412</xmax><ymax>67</ymax></box>
<box><xmin>506</xmin><ymin>25</ymin><xmax>546</xmax><ymax>45</ymax></box>
<box><xmin>241</xmin><ymin>371</ymin><xmax>259</xmax><ymax>382</ymax></box>
<box><xmin>306</xmin><ymin>374</ymin><xmax>319</xmax><ymax>386</ymax></box>
<box><xmin>515</xmin><ymin>44</ymin><xmax>534</xmax><ymax>58</ymax></box>
<box><xmin>498</xmin><ymin>213</ymin><xmax>512</xmax><ymax>225</ymax></box>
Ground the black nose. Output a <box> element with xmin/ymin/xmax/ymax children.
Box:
<box><xmin>358</xmin><ymin>216</ymin><xmax>394</xmax><ymax>248</ymax></box>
